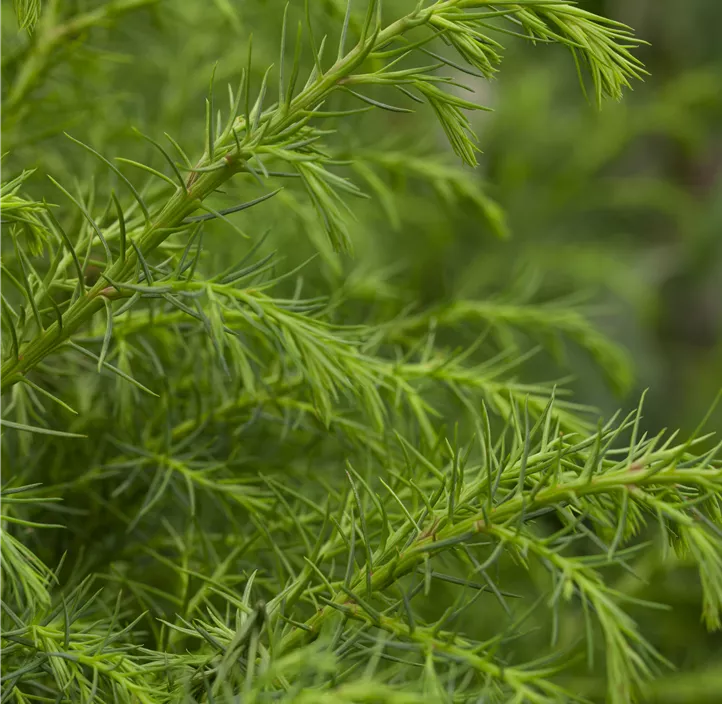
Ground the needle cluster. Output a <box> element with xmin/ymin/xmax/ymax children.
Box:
<box><xmin>1</xmin><ymin>2</ymin><xmax>720</xmax><ymax>704</ymax></box>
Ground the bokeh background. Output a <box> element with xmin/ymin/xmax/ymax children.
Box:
<box><xmin>2</xmin><ymin>0</ymin><xmax>722</xmax><ymax>700</ymax></box>
<box><xmin>481</xmin><ymin>0</ymin><xmax>722</xmax><ymax>435</ymax></box>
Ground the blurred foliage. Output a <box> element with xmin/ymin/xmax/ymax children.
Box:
<box><xmin>476</xmin><ymin>0</ymin><xmax>722</xmax><ymax>434</ymax></box>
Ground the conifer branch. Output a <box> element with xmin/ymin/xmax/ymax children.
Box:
<box><xmin>7</xmin><ymin>4</ymin><xmax>721</xmax><ymax>704</ymax></box>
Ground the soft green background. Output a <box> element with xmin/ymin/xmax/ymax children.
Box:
<box><xmin>481</xmin><ymin>0</ymin><xmax>722</xmax><ymax>435</ymax></box>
